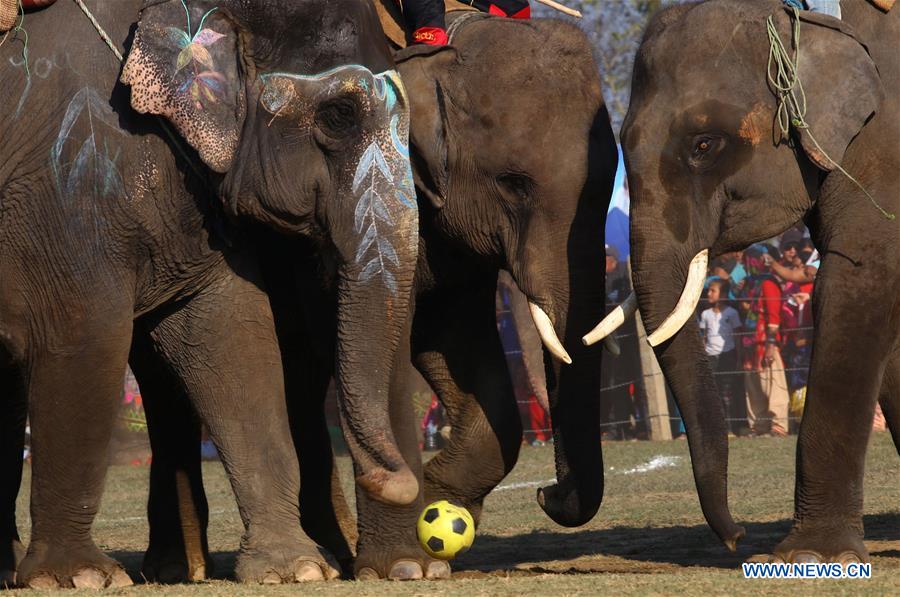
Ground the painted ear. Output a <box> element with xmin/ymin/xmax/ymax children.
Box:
<box><xmin>121</xmin><ymin>1</ymin><xmax>245</xmax><ymax>173</ymax></box>
<box><xmin>792</xmin><ymin>12</ymin><xmax>883</xmax><ymax>171</ymax></box>
<box><xmin>396</xmin><ymin>46</ymin><xmax>458</xmax><ymax>210</ymax></box>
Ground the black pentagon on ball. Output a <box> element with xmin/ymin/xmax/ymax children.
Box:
<box><xmin>424</xmin><ymin>508</ymin><xmax>440</xmax><ymax>523</ymax></box>
<box><xmin>451</xmin><ymin>517</ymin><xmax>468</xmax><ymax>535</ymax></box>
<box><xmin>427</xmin><ymin>536</ymin><xmax>445</xmax><ymax>553</ymax></box>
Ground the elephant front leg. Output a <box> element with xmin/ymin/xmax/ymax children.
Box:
<box><xmin>143</xmin><ymin>259</ymin><xmax>338</xmax><ymax>584</ymax></box>
<box><xmin>352</xmin><ymin>308</ymin><xmax>449</xmax><ymax>581</ymax></box>
<box><xmin>17</xmin><ymin>313</ymin><xmax>135</xmax><ymax>589</ymax></box>
<box><xmin>770</xmin><ymin>258</ymin><xmax>897</xmax><ymax>564</ymax></box>
<box><xmin>0</xmin><ymin>363</ymin><xmax>27</xmax><ymax>587</ymax></box>
<box><xmin>129</xmin><ymin>331</ymin><xmax>211</xmax><ymax>583</ymax></box>
<box><xmin>414</xmin><ymin>277</ymin><xmax>523</xmax><ymax>524</ymax></box>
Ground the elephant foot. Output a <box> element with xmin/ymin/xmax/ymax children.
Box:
<box><xmin>142</xmin><ymin>540</ymin><xmax>212</xmax><ymax>583</ymax></box>
<box><xmin>235</xmin><ymin>540</ymin><xmax>339</xmax><ymax>584</ymax></box>
<box><xmin>0</xmin><ymin>537</ymin><xmax>25</xmax><ymax>588</ymax></box>
<box><xmin>355</xmin><ymin>545</ymin><xmax>451</xmax><ymax>580</ymax></box>
<box><xmin>748</xmin><ymin>524</ymin><xmax>869</xmax><ymax>564</ymax></box>
<box><xmin>17</xmin><ymin>540</ymin><xmax>133</xmax><ymax>589</ymax></box>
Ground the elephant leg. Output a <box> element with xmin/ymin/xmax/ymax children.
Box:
<box><xmin>141</xmin><ymin>260</ymin><xmax>338</xmax><ymax>584</ymax></box>
<box><xmin>876</xmin><ymin>346</ymin><xmax>899</xmax><ymax>453</ymax></box>
<box><xmin>0</xmin><ymin>361</ymin><xmax>26</xmax><ymax>587</ymax></box>
<box><xmin>772</xmin><ymin>259</ymin><xmax>897</xmax><ymax>563</ymax></box>
<box><xmin>129</xmin><ymin>331</ymin><xmax>211</xmax><ymax>583</ymax></box>
<box><xmin>17</xmin><ymin>313</ymin><xmax>134</xmax><ymax>589</ymax></box>
<box><xmin>353</xmin><ymin>308</ymin><xmax>448</xmax><ymax>581</ymax></box>
<box><xmin>281</xmin><ymin>341</ymin><xmax>355</xmax><ymax>574</ymax></box>
<box><xmin>414</xmin><ymin>277</ymin><xmax>522</xmax><ymax>524</ymax></box>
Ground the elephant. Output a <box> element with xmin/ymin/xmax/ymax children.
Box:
<box><xmin>0</xmin><ymin>0</ymin><xmax>419</xmax><ymax>588</ymax></box>
<box><xmin>585</xmin><ymin>0</ymin><xmax>898</xmax><ymax>563</ymax></box>
<box><xmin>138</xmin><ymin>11</ymin><xmax>618</xmax><ymax>581</ymax></box>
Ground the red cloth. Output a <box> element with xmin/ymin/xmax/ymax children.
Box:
<box><xmin>750</xmin><ymin>278</ymin><xmax>782</xmax><ymax>369</ymax></box>
<box><xmin>524</xmin><ymin>395</ymin><xmax>551</xmax><ymax>442</ymax></box>
<box><xmin>22</xmin><ymin>0</ymin><xmax>56</xmax><ymax>8</ymax></box>
<box><xmin>412</xmin><ymin>26</ymin><xmax>449</xmax><ymax>45</ymax></box>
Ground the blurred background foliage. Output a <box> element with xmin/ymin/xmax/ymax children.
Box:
<box><xmin>532</xmin><ymin>0</ymin><xmax>686</xmax><ymax>136</ymax></box>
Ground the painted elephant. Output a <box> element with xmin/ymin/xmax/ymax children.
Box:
<box><xmin>587</xmin><ymin>0</ymin><xmax>898</xmax><ymax>562</ymax></box>
<box><xmin>139</xmin><ymin>12</ymin><xmax>617</xmax><ymax>581</ymax></box>
<box><xmin>0</xmin><ymin>0</ymin><xmax>419</xmax><ymax>588</ymax></box>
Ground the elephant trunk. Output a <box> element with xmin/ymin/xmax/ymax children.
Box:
<box><xmin>334</xmin><ymin>255</ymin><xmax>418</xmax><ymax>506</ymax></box>
<box><xmin>630</xmin><ymin>203</ymin><xmax>745</xmax><ymax>550</ymax></box>
<box><xmin>329</xmin><ymin>71</ymin><xmax>421</xmax><ymax>506</ymax></box>
<box><xmin>515</xmin><ymin>214</ymin><xmax>607</xmax><ymax>527</ymax></box>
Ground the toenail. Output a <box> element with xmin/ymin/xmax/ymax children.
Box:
<box><xmin>426</xmin><ymin>560</ymin><xmax>451</xmax><ymax>579</ymax></box>
<box><xmin>294</xmin><ymin>561</ymin><xmax>325</xmax><ymax>582</ymax></box>
<box><xmin>356</xmin><ymin>567</ymin><xmax>380</xmax><ymax>581</ymax></box>
<box><xmin>792</xmin><ymin>551</ymin><xmax>821</xmax><ymax>564</ymax></box>
<box><xmin>836</xmin><ymin>551</ymin><xmax>863</xmax><ymax>565</ymax></box>
<box><xmin>27</xmin><ymin>574</ymin><xmax>59</xmax><ymax>589</ymax></box>
<box><xmin>261</xmin><ymin>571</ymin><xmax>283</xmax><ymax>584</ymax></box>
<box><xmin>388</xmin><ymin>560</ymin><xmax>423</xmax><ymax>580</ymax></box>
<box><xmin>72</xmin><ymin>568</ymin><xmax>107</xmax><ymax>589</ymax></box>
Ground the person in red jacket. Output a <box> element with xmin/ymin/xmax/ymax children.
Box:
<box><xmin>739</xmin><ymin>245</ymin><xmax>790</xmax><ymax>436</ymax></box>
<box><xmin>401</xmin><ymin>1</ymin><xmax>530</xmax><ymax>46</ymax></box>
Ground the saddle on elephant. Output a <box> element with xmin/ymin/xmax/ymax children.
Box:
<box><xmin>0</xmin><ymin>0</ymin><xmax>55</xmax><ymax>32</ymax></box>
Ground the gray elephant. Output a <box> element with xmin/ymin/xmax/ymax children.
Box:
<box><xmin>587</xmin><ymin>0</ymin><xmax>898</xmax><ymax>563</ymax></box>
<box><xmin>0</xmin><ymin>0</ymin><xmax>419</xmax><ymax>588</ymax></box>
<box><xmin>140</xmin><ymin>12</ymin><xmax>618</xmax><ymax>581</ymax></box>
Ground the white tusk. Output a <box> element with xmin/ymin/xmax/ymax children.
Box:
<box><xmin>529</xmin><ymin>302</ymin><xmax>573</xmax><ymax>365</ymax></box>
<box><xmin>603</xmin><ymin>335</ymin><xmax>621</xmax><ymax>357</ymax></box>
<box><xmin>647</xmin><ymin>249</ymin><xmax>709</xmax><ymax>347</ymax></box>
<box><xmin>582</xmin><ymin>293</ymin><xmax>638</xmax><ymax>346</ymax></box>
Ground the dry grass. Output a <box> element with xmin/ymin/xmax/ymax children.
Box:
<box><xmin>10</xmin><ymin>433</ymin><xmax>899</xmax><ymax>596</ymax></box>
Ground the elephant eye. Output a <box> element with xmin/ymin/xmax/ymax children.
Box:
<box><xmin>315</xmin><ymin>96</ymin><xmax>360</xmax><ymax>139</ymax></box>
<box><xmin>689</xmin><ymin>135</ymin><xmax>725</xmax><ymax>170</ymax></box>
<box><xmin>497</xmin><ymin>172</ymin><xmax>535</xmax><ymax>202</ymax></box>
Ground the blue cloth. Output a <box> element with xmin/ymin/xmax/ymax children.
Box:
<box><xmin>785</xmin><ymin>0</ymin><xmax>842</xmax><ymax>18</ymax></box>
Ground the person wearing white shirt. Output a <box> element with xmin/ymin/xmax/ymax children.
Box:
<box><xmin>698</xmin><ymin>279</ymin><xmax>750</xmax><ymax>436</ymax></box>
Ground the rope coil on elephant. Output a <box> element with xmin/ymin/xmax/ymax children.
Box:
<box><xmin>766</xmin><ymin>7</ymin><xmax>894</xmax><ymax>220</ymax></box>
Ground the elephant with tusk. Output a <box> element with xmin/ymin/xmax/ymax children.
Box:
<box><xmin>597</xmin><ymin>0</ymin><xmax>899</xmax><ymax>563</ymax></box>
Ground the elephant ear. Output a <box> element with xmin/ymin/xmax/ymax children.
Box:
<box><xmin>791</xmin><ymin>11</ymin><xmax>883</xmax><ymax>172</ymax></box>
<box><xmin>395</xmin><ymin>45</ymin><xmax>458</xmax><ymax>209</ymax></box>
<box><xmin>121</xmin><ymin>1</ymin><xmax>245</xmax><ymax>173</ymax></box>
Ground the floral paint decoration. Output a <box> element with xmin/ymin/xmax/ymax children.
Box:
<box><xmin>166</xmin><ymin>1</ymin><xmax>225</xmax><ymax>109</ymax></box>
<box><xmin>259</xmin><ymin>67</ymin><xmax>416</xmax><ymax>296</ymax></box>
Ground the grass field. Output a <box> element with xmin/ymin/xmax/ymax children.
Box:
<box><xmin>11</xmin><ymin>433</ymin><xmax>899</xmax><ymax>596</ymax></box>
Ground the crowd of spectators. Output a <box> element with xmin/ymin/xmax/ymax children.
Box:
<box><xmin>699</xmin><ymin>225</ymin><xmax>817</xmax><ymax>436</ymax></box>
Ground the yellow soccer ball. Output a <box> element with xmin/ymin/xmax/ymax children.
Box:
<box><xmin>416</xmin><ymin>500</ymin><xmax>475</xmax><ymax>560</ymax></box>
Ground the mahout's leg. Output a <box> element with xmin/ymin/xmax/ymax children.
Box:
<box><xmin>414</xmin><ymin>275</ymin><xmax>522</xmax><ymax>524</ymax></box>
<box><xmin>0</xmin><ymin>358</ymin><xmax>27</xmax><ymax>587</ymax></box>
<box><xmin>141</xmin><ymin>256</ymin><xmax>338</xmax><ymax>583</ymax></box>
<box><xmin>16</xmin><ymin>308</ymin><xmax>135</xmax><ymax>589</ymax></box>
<box><xmin>129</xmin><ymin>329</ymin><xmax>211</xmax><ymax>583</ymax></box>
<box><xmin>772</xmin><ymin>257</ymin><xmax>897</xmax><ymax>563</ymax></box>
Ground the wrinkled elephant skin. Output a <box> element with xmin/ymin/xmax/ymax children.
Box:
<box><xmin>623</xmin><ymin>0</ymin><xmax>898</xmax><ymax>561</ymax></box>
<box><xmin>0</xmin><ymin>0</ymin><xmax>416</xmax><ymax>587</ymax></box>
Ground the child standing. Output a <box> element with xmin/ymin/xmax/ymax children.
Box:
<box><xmin>699</xmin><ymin>279</ymin><xmax>749</xmax><ymax>436</ymax></box>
